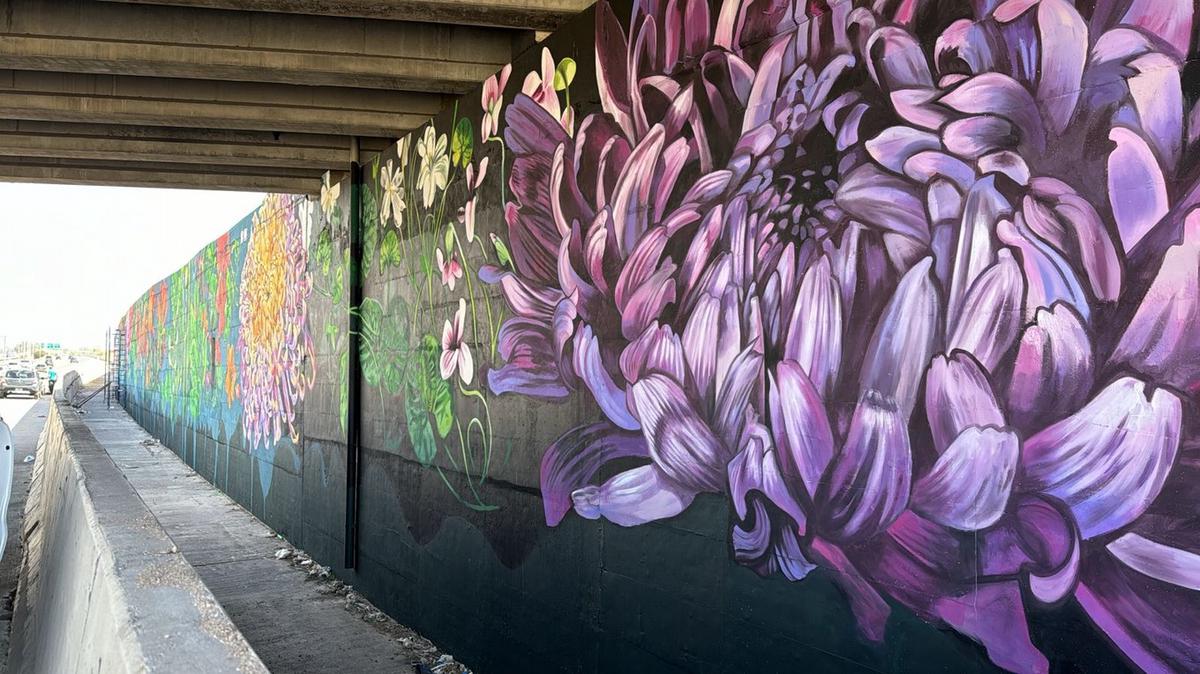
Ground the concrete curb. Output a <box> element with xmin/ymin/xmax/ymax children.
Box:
<box><xmin>7</xmin><ymin>398</ymin><xmax>267</xmax><ymax>673</ymax></box>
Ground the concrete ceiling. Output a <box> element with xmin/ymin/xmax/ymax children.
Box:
<box><xmin>0</xmin><ymin>0</ymin><xmax>591</xmax><ymax>193</ymax></box>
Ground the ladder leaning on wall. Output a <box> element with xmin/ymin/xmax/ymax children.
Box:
<box><xmin>104</xmin><ymin>327</ymin><xmax>127</xmax><ymax>408</ymax></box>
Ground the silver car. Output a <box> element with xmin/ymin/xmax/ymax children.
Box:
<box><xmin>1</xmin><ymin>369</ymin><xmax>39</xmax><ymax>398</ymax></box>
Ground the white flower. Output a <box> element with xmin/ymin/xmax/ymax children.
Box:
<box><xmin>319</xmin><ymin>172</ymin><xmax>341</xmax><ymax>220</ymax></box>
<box><xmin>416</xmin><ymin>126</ymin><xmax>449</xmax><ymax>209</ymax></box>
<box><xmin>440</xmin><ymin>298</ymin><xmax>473</xmax><ymax>385</ymax></box>
<box><xmin>379</xmin><ymin>159</ymin><xmax>405</xmax><ymax>226</ymax></box>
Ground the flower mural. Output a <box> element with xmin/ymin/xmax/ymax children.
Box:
<box><xmin>238</xmin><ymin>194</ymin><xmax>317</xmax><ymax>449</ymax></box>
<box><xmin>483</xmin><ymin>0</ymin><xmax>1200</xmax><ymax>671</ymax></box>
<box><xmin>121</xmin><ymin>194</ymin><xmax>316</xmax><ymax>501</ymax></box>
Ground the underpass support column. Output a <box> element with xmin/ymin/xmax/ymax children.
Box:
<box><xmin>344</xmin><ymin>137</ymin><xmax>362</xmax><ymax>569</ymax></box>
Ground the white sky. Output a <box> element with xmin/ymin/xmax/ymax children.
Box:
<box><xmin>0</xmin><ymin>183</ymin><xmax>265</xmax><ymax>349</ymax></box>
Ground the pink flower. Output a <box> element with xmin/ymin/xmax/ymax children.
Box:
<box><xmin>481</xmin><ymin>64</ymin><xmax>512</xmax><ymax>141</ymax></box>
<box><xmin>521</xmin><ymin>47</ymin><xmax>573</xmax><ymax>134</ymax></box>
<box><xmin>458</xmin><ymin>158</ymin><xmax>489</xmax><ymax>243</ymax></box>
<box><xmin>436</xmin><ymin>247</ymin><xmax>462</xmax><ymax>290</ymax></box>
<box><xmin>439</xmin><ymin>298</ymin><xmax>474</xmax><ymax>385</ymax></box>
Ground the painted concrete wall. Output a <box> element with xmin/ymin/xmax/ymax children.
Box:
<box><xmin>121</xmin><ymin>1</ymin><xmax>1200</xmax><ymax>672</ymax></box>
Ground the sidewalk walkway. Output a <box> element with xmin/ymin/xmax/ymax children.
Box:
<box><xmin>79</xmin><ymin>398</ymin><xmax>435</xmax><ymax>673</ymax></box>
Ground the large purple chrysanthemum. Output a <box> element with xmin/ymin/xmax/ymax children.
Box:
<box><xmin>485</xmin><ymin>0</ymin><xmax>1200</xmax><ymax>671</ymax></box>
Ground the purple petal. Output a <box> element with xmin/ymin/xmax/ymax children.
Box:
<box><xmin>1127</xmin><ymin>52</ymin><xmax>1184</xmax><ymax>170</ymax></box>
<box><xmin>769</xmin><ymin>361</ymin><xmax>836</xmax><ymax>501</ymax></box>
<box><xmin>612</xmin><ymin>125</ymin><xmax>666</xmax><ymax>256</ymax></box>
<box><xmin>942</xmin><ymin>115</ymin><xmax>1017</xmax><ymax>160</ymax></box>
<box><xmin>783</xmin><ymin>256</ymin><xmax>842</xmax><ymax>398</ymax></box>
<box><xmin>619</xmin><ymin>261</ymin><xmax>678</xmax><ymax>341</ymax></box>
<box><xmin>924</xmin><ymin>353</ymin><xmax>1004</xmax><ymax>455</ymax></box>
<box><xmin>573</xmin><ymin>324</ymin><xmax>640</xmax><ymax>431</ymax></box>
<box><xmin>712</xmin><ymin>347</ymin><xmax>761</xmax><ymax>450</ymax></box>
<box><xmin>682</xmin><ymin>291</ymin><xmax>718</xmax><ymax>404</ymax></box>
<box><xmin>947</xmin><ymin>249</ymin><xmax>1023</xmax><ymax>372</ymax></box>
<box><xmin>1108</xmin><ymin>126</ymin><xmax>1169</xmax><ymax>253</ymax></box>
<box><xmin>1108</xmin><ymin>533</ymin><xmax>1200</xmax><ymax>591</ymax></box>
<box><xmin>997</xmin><ymin>214</ymin><xmax>1090</xmax><ymax>322</ymax></box>
<box><xmin>488</xmin><ymin>364</ymin><xmax>570</xmax><ymax>398</ymax></box>
<box><xmin>978</xmin><ymin>495</ymin><xmax>1080</xmax><ymax>603</ymax></box>
<box><xmin>613</xmin><ymin>224</ymin><xmax>669</xmax><ymax>311</ymax></box>
<box><xmin>630</xmin><ymin>373</ymin><xmax>728</xmax><ymax>492</ymax></box>
<box><xmin>484</xmin><ymin>266</ymin><xmax>563</xmax><ymax>319</ymax></box>
<box><xmin>976</xmin><ymin>150</ymin><xmax>1030</xmax><ymax>185</ymax></box>
<box><xmin>1110</xmin><ymin>209</ymin><xmax>1200</xmax><ymax>392</ymax></box>
<box><xmin>809</xmin><ymin>538</ymin><xmax>891</xmax><ymax>642</ymax></box>
<box><xmin>1022</xmin><ymin>377</ymin><xmax>1182</xmax><ymax>539</ymax></box>
<box><xmin>488</xmin><ymin>316</ymin><xmax>570</xmax><ymax>398</ymax></box>
<box><xmin>861</xmin><ymin>257</ymin><xmax>940</xmax><ymax>418</ymax></box>
<box><xmin>914</xmin><ymin>427</ymin><xmax>1019</xmax><ymax>531</ymax></box>
<box><xmin>866</xmin><ymin>26</ymin><xmax>934</xmax><ymax>92</ymax></box>
<box><xmin>619</xmin><ymin>322</ymin><xmax>686</xmax><ymax>385</ymax></box>
<box><xmin>932</xmin><ymin>583</ymin><xmax>1048</xmax><ymax>674</ymax></box>
<box><xmin>1025</xmin><ymin>179</ymin><xmax>1123</xmax><ymax>302</ymax></box>
<box><xmin>903</xmin><ymin>150</ymin><xmax>976</xmax><ymax>189</ymax></box>
<box><xmin>1115</xmin><ymin>0</ymin><xmax>1193</xmax><ymax>57</ymax></box>
<box><xmin>1033</xmin><ymin>0</ymin><xmax>1087</xmax><ymax>133</ymax></box>
<box><xmin>891</xmin><ymin>87</ymin><xmax>953</xmax><ymax>130</ymax></box>
<box><xmin>940</xmin><ymin>73</ymin><xmax>1046</xmax><ymax>152</ymax></box>
<box><xmin>835</xmin><ymin>164</ymin><xmax>931</xmax><ymax>241</ymax></box>
<box><xmin>728</xmin><ymin>420</ymin><xmax>807</xmax><ymax>530</ymax></box>
<box><xmin>865</xmin><ymin>126</ymin><xmax>940</xmax><ymax>174</ymax></box>
<box><xmin>572</xmin><ymin>464</ymin><xmax>695</xmax><ymax>526</ymax></box>
<box><xmin>1004</xmin><ymin>302</ymin><xmax>1093</xmax><ymax>433</ymax></box>
<box><xmin>539</xmin><ymin>422</ymin><xmax>648</xmax><ymax>526</ymax></box>
<box><xmin>1077</xmin><ymin>549</ymin><xmax>1200</xmax><ymax>672</ymax></box>
<box><xmin>934</xmin><ymin>18</ymin><xmax>996</xmax><ymax>75</ymax></box>
<box><xmin>819</xmin><ymin>390</ymin><xmax>912</xmax><ymax>543</ymax></box>
<box><xmin>946</xmin><ymin>176</ymin><xmax>1010</xmax><ymax>333</ymax></box>
<box><xmin>594</xmin><ymin>0</ymin><xmax>633</xmax><ymax>137</ymax></box>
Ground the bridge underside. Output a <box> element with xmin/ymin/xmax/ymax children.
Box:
<box><xmin>0</xmin><ymin>0</ymin><xmax>588</xmax><ymax>193</ymax></box>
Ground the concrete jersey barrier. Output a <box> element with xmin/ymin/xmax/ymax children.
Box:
<box><xmin>8</xmin><ymin>398</ymin><xmax>266</xmax><ymax>673</ymax></box>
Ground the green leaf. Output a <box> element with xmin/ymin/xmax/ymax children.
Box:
<box><xmin>316</xmin><ymin>227</ymin><xmax>332</xmax><ymax>276</ymax></box>
<box><xmin>490</xmin><ymin>233</ymin><xmax>513</xmax><ymax>268</ymax></box>
<box><xmin>404</xmin><ymin>383</ymin><xmax>438</xmax><ymax>466</ymax></box>
<box><xmin>451</xmin><ymin>117</ymin><xmax>473</xmax><ymax>168</ymax></box>
<box><xmin>362</xmin><ymin>187</ymin><xmax>379</xmax><ymax>277</ymax></box>
<box><xmin>380</xmin><ymin>229</ymin><xmax>402</xmax><ymax>268</ymax></box>
<box><xmin>357</xmin><ymin>298</ymin><xmax>384</xmax><ymax>387</ymax></box>
<box><xmin>419</xmin><ymin>252</ymin><xmax>433</xmax><ymax>281</ymax></box>
<box><xmin>331</xmin><ymin>263</ymin><xmax>344</xmax><ymax>305</ymax></box>
<box><xmin>415</xmin><ymin>334</ymin><xmax>454</xmax><ymax>438</ymax></box>
<box><xmin>554</xmin><ymin>57</ymin><xmax>577</xmax><ymax>91</ymax></box>
<box><xmin>360</xmin><ymin>293</ymin><xmax>412</xmax><ymax>394</ymax></box>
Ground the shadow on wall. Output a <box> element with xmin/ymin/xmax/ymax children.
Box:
<box><xmin>121</xmin><ymin>0</ymin><xmax>1200</xmax><ymax>672</ymax></box>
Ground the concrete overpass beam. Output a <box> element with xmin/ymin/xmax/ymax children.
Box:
<box><xmin>98</xmin><ymin>0</ymin><xmax>592</xmax><ymax>31</ymax></box>
<box><xmin>0</xmin><ymin>0</ymin><xmax>520</xmax><ymax>91</ymax></box>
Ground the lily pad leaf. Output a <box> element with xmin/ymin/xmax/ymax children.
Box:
<box><xmin>380</xmin><ymin>229</ymin><xmax>402</xmax><ymax>268</ymax></box>
<box><xmin>452</xmin><ymin>117</ymin><xmax>473</xmax><ymax>168</ymax></box>
<box><xmin>405</xmin><ymin>384</ymin><xmax>438</xmax><ymax>466</ymax></box>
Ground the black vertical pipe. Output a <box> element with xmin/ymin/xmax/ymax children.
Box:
<box><xmin>344</xmin><ymin>155</ymin><xmax>363</xmax><ymax>569</ymax></box>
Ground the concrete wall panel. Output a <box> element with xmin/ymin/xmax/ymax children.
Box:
<box><xmin>118</xmin><ymin>1</ymin><xmax>1200</xmax><ymax>672</ymax></box>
